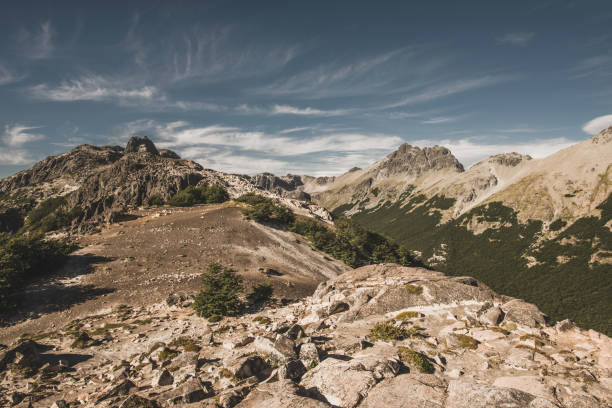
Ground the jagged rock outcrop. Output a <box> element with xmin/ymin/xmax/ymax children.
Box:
<box><xmin>2</xmin><ymin>264</ymin><xmax>609</xmax><ymax>407</ymax></box>
<box><xmin>250</xmin><ymin>173</ymin><xmax>311</xmax><ymax>200</ymax></box>
<box><xmin>376</xmin><ymin>144</ymin><xmax>465</xmax><ymax>178</ymax></box>
<box><xmin>158</xmin><ymin>148</ymin><xmax>181</xmax><ymax>159</ymax></box>
<box><xmin>124</xmin><ymin>135</ymin><xmax>159</xmax><ymax>155</ymax></box>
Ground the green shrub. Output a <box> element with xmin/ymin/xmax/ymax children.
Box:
<box><xmin>193</xmin><ymin>262</ymin><xmax>243</xmax><ymax>318</ymax></box>
<box><xmin>369</xmin><ymin>321</ymin><xmax>407</xmax><ymax>341</ymax></box>
<box><xmin>395</xmin><ymin>311</ymin><xmax>420</xmax><ymax>320</ymax></box>
<box><xmin>21</xmin><ymin>196</ymin><xmax>82</xmax><ymax>233</ymax></box>
<box><xmin>202</xmin><ymin>184</ymin><xmax>230</xmax><ymax>203</ymax></box>
<box><xmin>147</xmin><ymin>195</ymin><xmax>165</xmax><ymax>206</ymax></box>
<box><xmin>239</xmin><ymin>194</ymin><xmax>295</xmax><ymax>225</ymax></box>
<box><xmin>167</xmin><ymin>184</ymin><xmax>229</xmax><ymax>207</ymax></box>
<box><xmin>398</xmin><ymin>347</ymin><xmax>435</xmax><ymax>373</ymax></box>
<box><xmin>0</xmin><ymin>234</ymin><xmax>75</xmax><ymax>310</ymax></box>
<box><xmin>253</xmin><ymin>315</ymin><xmax>271</xmax><ymax>325</ymax></box>
<box><xmin>246</xmin><ymin>283</ymin><xmax>273</xmax><ymax>305</ymax></box>
<box><xmin>290</xmin><ymin>216</ymin><xmax>419</xmax><ymax>268</ymax></box>
<box><xmin>405</xmin><ymin>284</ymin><xmax>423</xmax><ymax>295</ymax></box>
<box><xmin>455</xmin><ymin>334</ymin><xmax>479</xmax><ymax>349</ymax></box>
<box><xmin>236</xmin><ymin>192</ymin><xmax>271</xmax><ymax>206</ymax></box>
<box><xmin>169</xmin><ymin>336</ymin><xmax>200</xmax><ymax>352</ymax></box>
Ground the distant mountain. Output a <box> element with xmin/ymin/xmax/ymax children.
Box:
<box><xmin>256</xmin><ymin>127</ymin><xmax>612</xmax><ymax>335</ymax></box>
<box><xmin>0</xmin><ymin>136</ymin><xmax>330</xmax><ymax>234</ymax></box>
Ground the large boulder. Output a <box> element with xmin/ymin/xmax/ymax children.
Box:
<box><xmin>300</xmin><ymin>357</ymin><xmax>378</xmax><ymax>408</ymax></box>
<box><xmin>360</xmin><ymin>374</ymin><xmax>447</xmax><ymax>408</ymax></box>
<box><xmin>446</xmin><ymin>381</ymin><xmax>559</xmax><ymax>408</ymax></box>
<box><xmin>235</xmin><ymin>379</ymin><xmax>330</xmax><ymax>408</ymax></box>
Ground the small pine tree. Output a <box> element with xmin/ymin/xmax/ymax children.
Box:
<box><xmin>246</xmin><ymin>283</ymin><xmax>273</xmax><ymax>305</ymax></box>
<box><xmin>193</xmin><ymin>262</ymin><xmax>243</xmax><ymax>318</ymax></box>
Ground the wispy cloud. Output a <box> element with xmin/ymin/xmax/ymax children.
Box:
<box><xmin>30</xmin><ymin>75</ymin><xmax>158</xmax><ymax>102</ymax></box>
<box><xmin>0</xmin><ymin>124</ymin><xmax>45</xmax><ymax>165</ymax></box>
<box><xmin>279</xmin><ymin>127</ymin><xmax>316</xmax><ymax>134</ymax></box>
<box><xmin>568</xmin><ymin>55</ymin><xmax>612</xmax><ymax>78</ymax></box>
<box><xmin>112</xmin><ymin>120</ymin><xmax>404</xmax><ymax>175</ymax></box>
<box><xmin>17</xmin><ymin>20</ymin><xmax>55</xmax><ymax>59</ymax></box>
<box><xmin>168</xmin><ymin>25</ymin><xmax>298</xmax><ymax>83</ymax></box>
<box><xmin>29</xmin><ymin>75</ymin><xmax>225</xmax><ymax>112</ymax></box>
<box><xmin>582</xmin><ymin>114</ymin><xmax>612</xmax><ymax>135</ymax></box>
<box><xmin>236</xmin><ymin>104</ymin><xmax>352</xmax><ymax>117</ymax></box>
<box><xmin>496</xmin><ymin>32</ymin><xmax>536</xmax><ymax>45</ymax></box>
<box><xmin>421</xmin><ymin>115</ymin><xmax>466</xmax><ymax>125</ymax></box>
<box><xmin>252</xmin><ymin>48</ymin><xmax>416</xmax><ymax>98</ymax></box>
<box><xmin>385</xmin><ymin>75</ymin><xmax>514</xmax><ymax>108</ymax></box>
<box><xmin>2</xmin><ymin>124</ymin><xmax>45</xmax><ymax>147</ymax></box>
<box><xmin>0</xmin><ymin>64</ymin><xmax>25</xmax><ymax>86</ymax></box>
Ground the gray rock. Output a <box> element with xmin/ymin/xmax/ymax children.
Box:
<box><xmin>235</xmin><ymin>379</ymin><xmax>330</xmax><ymax>407</ymax></box>
<box><xmin>501</xmin><ymin>299</ymin><xmax>547</xmax><ymax>328</ymax></box>
<box><xmin>152</xmin><ymin>368</ymin><xmax>174</xmax><ymax>387</ymax></box>
<box><xmin>300</xmin><ymin>358</ymin><xmax>377</xmax><ymax>408</ymax></box>
<box><xmin>50</xmin><ymin>401</ymin><xmax>69</xmax><ymax>408</ymax></box>
<box><xmin>164</xmin><ymin>378</ymin><xmax>209</xmax><ymax>405</ymax></box>
<box><xmin>278</xmin><ymin>359</ymin><xmax>307</xmax><ymax>381</ymax></box>
<box><xmin>446</xmin><ymin>380</ymin><xmax>559</xmax><ymax>408</ymax></box>
<box><xmin>254</xmin><ymin>335</ymin><xmax>297</xmax><ymax>363</ymax></box>
<box><xmin>119</xmin><ymin>395</ymin><xmax>160</xmax><ymax>407</ymax></box>
<box><xmin>226</xmin><ymin>355</ymin><xmax>272</xmax><ymax>380</ymax></box>
<box><xmin>481</xmin><ymin>306</ymin><xmax>504</xmax><ymax>326</ymax></box>
<box><xmin>299</xmin><ymin>342</ymin><xmax>320</xmax><ymax>368</ymax></box>
<box><xmin>360</xmin><ymin>374</ymin><xmax>447</xmax><ymax>408</ymax></box>
<box><xmin>286</xmin><ymin>324</ymin><xmax>306</xmax><ymax>340</ymax></box>
<box><xmin>96</xmin><ymin>379</ymin><xmax>137</xmax><ymax>403</ymax></box>
<box><xmin>216</xmin><ymin>385</ymin><xmax>252</xmax><ymax>408</ymax></box>
<box><xmin>159</xmin><ymin>149</ymin><xmax>181</xmax><ymax>159</ymax></box>
<box><xmin>0</xmin><ymin>339</ymin><xmax>41</xmax><ymax>372</ymax></box>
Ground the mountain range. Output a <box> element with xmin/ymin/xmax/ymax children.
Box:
<box><xmin>253</xmin><ymin>127</ymin><xmax>612</xmax><ymax>334</ymax></box>
<box><xmin>0</xmin><ymin>131</ymin><xmax>610</xmax><ymax>407</ymax></box>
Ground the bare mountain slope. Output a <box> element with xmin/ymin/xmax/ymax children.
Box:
<box><xmin>0</xmin><ymin>203</ymin><xmax>349</xmax><ymax>344</ymax></box>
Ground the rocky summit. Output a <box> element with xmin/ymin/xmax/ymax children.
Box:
<box><xmin>1</xmin><ymin>264</ymin><xmax>610</xmax><ymax>407</ymax></box>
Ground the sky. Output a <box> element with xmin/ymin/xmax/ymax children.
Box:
<box><xmin>1</xmin><ymin>0</ymin><xmax>612</xmax><ymax>178</ymax></box>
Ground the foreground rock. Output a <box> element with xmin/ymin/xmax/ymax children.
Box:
<box><xmin>0</xmin><ymin>264</ymin><xmax>610</xmax><ymax>407</ymax></box>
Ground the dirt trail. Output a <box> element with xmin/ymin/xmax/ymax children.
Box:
<box><xmin>0</xmin><ymin>204</ymin><xmax>349</xmax><ymax>344</ymax></box>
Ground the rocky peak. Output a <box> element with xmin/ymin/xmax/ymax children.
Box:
<box><xmin>125</xmin><ymin>136</ymin><xmax>159</xmax><ymax>155</ymax></box>
<box><xmin>487</xmin><ymin>152</ymin><xmax>532</xmax><ymax>167</ymax></box>
<box><xmin>378</xmin><ymin>144</ymin><xmax>465</xmax><ymax>177</ymax></box>
<box><xmin>158</xmin><ymin>148</ymin><xmax>181</xmax><ymax>159</ymax></box>
<box><xmin>591</xmin><ymin>126</ymin><xmax>612</xmax><ymax>144</ymax></box>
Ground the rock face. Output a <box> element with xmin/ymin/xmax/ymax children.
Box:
<box><xmin>377</xmin><ymin>144</ymin><xmax>465</xmax><ymax>178</ymax></box>
<box><xmin>124</xmin><ymin>135</ymin><xmax>159</xmax><ymax>155</ymax></box>
<box><xmin>1</xmin><ymin>264</ymin><xmax>609</xmax><ymax>407</ymax></box>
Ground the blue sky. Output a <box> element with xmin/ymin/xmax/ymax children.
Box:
<box><xmin>1</xmin><ymin>0</ymin><xmax>612</xmax><ymax>177</ymax></box>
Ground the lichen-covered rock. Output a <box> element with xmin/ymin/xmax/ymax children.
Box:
<box><xmin>360</xmin><ymin>374</ymin><xmax>447</xmax><ymax>408</ymax></box>
<box><xmin>235</xmin><ymin>379</ymin><xmax>330</xmax><ymax>407</ymax></box>
<box><xmin>446</xmin><ymin>381</ymin><xmax>559</xmax><ymax>408</ymax></box>
<box><xmin>300</xmin><ymin>358</ymin><xmax>378</xmax><ymax>408</ymax></box>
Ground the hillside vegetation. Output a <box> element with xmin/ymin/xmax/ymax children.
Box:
<box><xmin>0</xmin><ymin>234</ymin><xmax>75</xmax><ymax>311</ymax></box>
<box><xmin>237</xmin><ymin>193</ymin><xmax>420</xmax><ymax>269</ymax></box>
<box><xmin>353</xmin><ymin>191</ymin><xmax>612</xmax><ymax>335</ymax></box>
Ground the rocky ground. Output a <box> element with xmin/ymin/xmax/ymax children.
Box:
<box><xmin>1</xmin><ymin>264</ymin><xmax>610</xmax><ymax>407</ymax></box>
